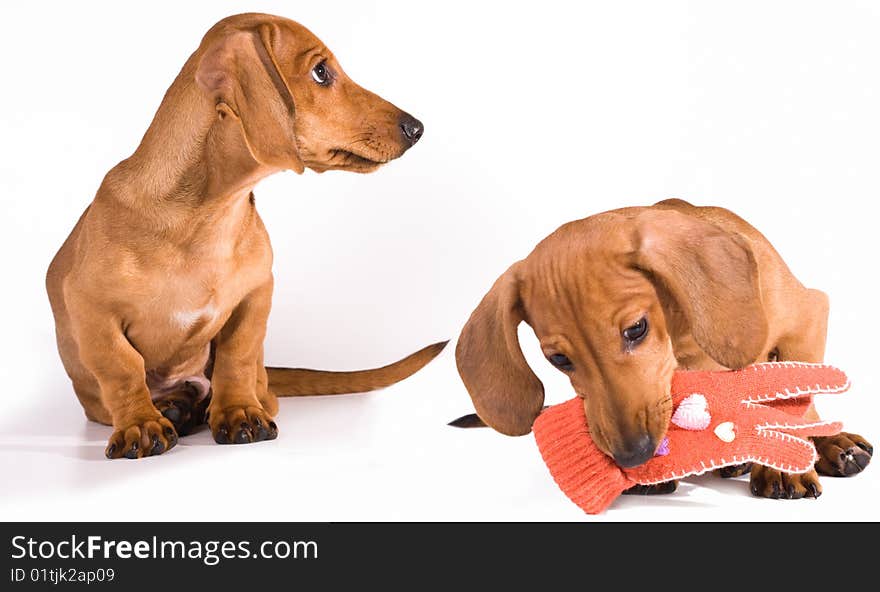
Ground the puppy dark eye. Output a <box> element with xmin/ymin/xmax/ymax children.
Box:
<box><xmin>547</xmin><ymin>353</ymin><xmax>574</xmax><ymax>372</ymax></box>
<box><xmin>311</xmin><ymin>62</ymin><xmax>331</xmax><ymax>85</ymax></box>
<box><xmin>622</xmin><ymin>317</ymin><xmax>649</xmax><ymax>345</ymax></box>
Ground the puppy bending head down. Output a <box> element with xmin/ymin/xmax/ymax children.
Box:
<box><xmin>46</xmin><ymin>13</ymin><xmax>443</xmax><ymax>459</ymax></box>
<box><xmin>454</xmin><ymin>199</ymin><xmax>871</xmax><ymax>498</ymax></box>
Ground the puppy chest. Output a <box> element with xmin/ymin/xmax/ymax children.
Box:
<box><xmin>125</xmin><ymin>280</ymin><xmax>237</xmax><ymax>357</ymax></box>
<box><xmin>171</xmin><ymin>302</ymin><xmax>222</xmax><ymax>332</ymax></box>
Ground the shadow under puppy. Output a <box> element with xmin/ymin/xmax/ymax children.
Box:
<box><xmin>452</xmin><ymin>199</ymin><xmax>871</xmax><ymax>498</ymax></box>
<box><xmin>46</xmin><ymin>13</ymin><xmax>445</xmax><ymax>459</ymax></box>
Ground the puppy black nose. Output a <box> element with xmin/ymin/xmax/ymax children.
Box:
<box><xmin>612</xmin><ymin>434</ymin><xmax>657</xmax><ymax>468</ymax></box>
<box><xmin>399</xmin><ymin>114</ymin><xmax>424</xmax><ymax>146</ymax></box>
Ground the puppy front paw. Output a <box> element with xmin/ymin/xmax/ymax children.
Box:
<box><xmin>749</xmin><ymin>465</ymin><xmax>821</xmax><ymax>499</ymax></box>
<box><xmin>207</xmin><ymin>405</ymin><xmax>277</xmax><ymax>445</ymax></box>
<box><xmin>814</xmin><ymin>432</ymin><xmax>872</xmax><ymax>477</ymax></box>
<box><xmin>105</xmin><ymin>416</ymin><xmax>178</xmax><ymax>460</ymax></box>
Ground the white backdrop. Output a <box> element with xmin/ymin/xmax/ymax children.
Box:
<box><xmin>1</xmin><ymin>0</ymin><xmax>878</xmax><ymax>521</ymax></box>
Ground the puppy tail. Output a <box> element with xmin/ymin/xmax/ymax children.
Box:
<box><xmin>266</xmin><ymin>340</ymin><xmax>448</xmax><ymax>396</ymax></box>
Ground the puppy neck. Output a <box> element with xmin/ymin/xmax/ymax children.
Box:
<box><xmin>102</xmin><ymin>60</ymin><xmax>280</xmax><ymax>218</ymax></box>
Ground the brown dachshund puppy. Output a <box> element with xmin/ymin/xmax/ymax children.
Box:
<box><xmin>453</xmin><ymin>199</ymin><xmax>871</xmax><ymax>498</ymax></box>
<box><xmin>46</xmin><ymin>13</ymin><xmax>445</xmax><ymax>459</ymax></box>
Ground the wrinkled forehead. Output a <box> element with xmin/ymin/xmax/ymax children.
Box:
<box><xmin>520</xmin><ymin>215</ymin><xmax>647</xmax><ymax>322</ymax></box>
<box><xmin>275</xmin><ymin>21</ymin><xmax>333</xmax><ymax>66</ymax></box>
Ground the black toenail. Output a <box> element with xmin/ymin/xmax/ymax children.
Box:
<box><xmin>857</xmin><ymin>442</ymin><xmax>873</xmax><ymax>455</ymax></box>
<box><xmin>750</xmin><ymin>482</ymin><xmax>760</xmax><ymax>496</ymax></box>
<box><xmin>235</xmin><ymin>427</ymin><xmax>253</xmax><ymax>444</ymax></box>
<box><xmin>254</xmin><ymin>424</ymin><xmax>269</xmax><ymax>442</ymax></box>
<box><xmin>106</xmin><ymin>444</ymin><xmax>116</xmax><ymax>458</ymax></box>
<box><xmin>215</xmin><ymin>425</ymin><xmax>229</xmax><ymax>444</ymax></box>
<box><xmin>150</xmin><ymin>435</ymin><xmax>164</xmax><ymax>456</ymax></box>
<box><xmin>124</xmin><ymin>442</ymin><xmax>139</xmax><ymax>459</ymax></box>
<box><xmin>164</xmin><ymin>427</ymin><xmax>178</xmax><ymax>444</ymax></box>
<box><xmin>771</xmin><ymin>481</ymin><xmax>782</xmax><ymax>499</ymax></box>
<box><xmin>807</xmin><ymin>483</ymin><xmax>821</xmax><ymax>498</ymax></box>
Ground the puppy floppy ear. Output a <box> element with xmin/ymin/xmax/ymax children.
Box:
<box><xmin>633</xmin><ymin>209</ymin><xmax>768</xmax><ymax>369</ymax></box>
<box><xmin>455</xmin><ymin>263</ymin><xmax>544</xmax><ymax>436</ymax></box>
<box><xmin>195</xmin><ymin>24</ymin><xmax>305</xmax><ymax>173</ymax></box>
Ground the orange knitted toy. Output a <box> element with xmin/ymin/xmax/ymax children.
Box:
<box><xmin>533</xmin><ymin>362</ymin><xmax>850</xmax><ymax>514</ymax></box>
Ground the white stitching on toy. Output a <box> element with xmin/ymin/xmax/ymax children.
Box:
<box><xmin>634</xmin><ymin>433</ymin><xmax>817</xmax><ymax>485</ymax></box>
<box><xmin>635</xmin><ymin>452</ymin><xmax>814</xmax><ymax>484</ymax></box>
<box><xmin>755</xmin><ymin>428</ymin><xmax>816</xmax><ymax>449</ymax></box>
<box><xmin>742</xmin><ymin>380</ymin><xmax>850</xmax><ymax>404</ymax></box>
<box><xmin>629</xmin><ymin>362</ymin><xmax>841</xmax><ymax>486</ymax></box>
<box><xmin>748</xmin><ymin>362</ymin><xmax>835</xmax><ymax>371</ymax></box>
<box><xmin>755</xmin><ymin>420</ymin><xmax>836</xmax><ymax>432</ymax></box>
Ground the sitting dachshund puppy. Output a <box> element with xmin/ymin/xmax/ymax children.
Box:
<box><xmin>453</xmin><ymin>199</ymin><xmax>871</xmax><ymax>498</ymax></box>
<box><xmin>46</xmin><ymin>13</ymin><xmax>444</xmax><ymax>459</ymax></box>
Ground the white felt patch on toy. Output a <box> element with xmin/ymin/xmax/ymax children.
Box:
<box><xmin>714</xmin><ymin>421</ymin><xmax>736</xmax><ymax>443</ymax></box>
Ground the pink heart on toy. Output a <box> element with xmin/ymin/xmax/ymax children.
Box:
<box><xmin>670</xmin><ymin>394</ymin><xmax>711</xmax><ymax>430</ymax></box>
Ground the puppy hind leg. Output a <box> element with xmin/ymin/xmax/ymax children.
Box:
<box><xmin>750</xmin><ymin>288</ymin><xmax>869</xmax><ymax>493</ymax></box>
<box><xmin>71</xmin><ymin>376</ymin><xmax>112</xmax><ymax>425</ymax></box>
<box><xmin>153</xmin><ymin>383</ymin><xmax>210</xmax><ymax>437</ymax></box>
<box><xmin>777</xmin><ymin>288</ymin><xmax>870</xmax><ymax>475</ymax></box>
<box><xmin>748</xmin><ymin>290</ymin><xmax>826</xmax><ymax>496</ymax></box>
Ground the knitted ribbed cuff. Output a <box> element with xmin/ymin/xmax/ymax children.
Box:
<box><xmin>533</xmin><ymin>398</ymin><xmax>632</xmax><ymax>515</ymax></box>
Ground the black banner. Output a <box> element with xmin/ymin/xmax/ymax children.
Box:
<box><xmin>0</xmin><ymin>522</ymin><xmax>874</xmax><ymax>587</ymax></box>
